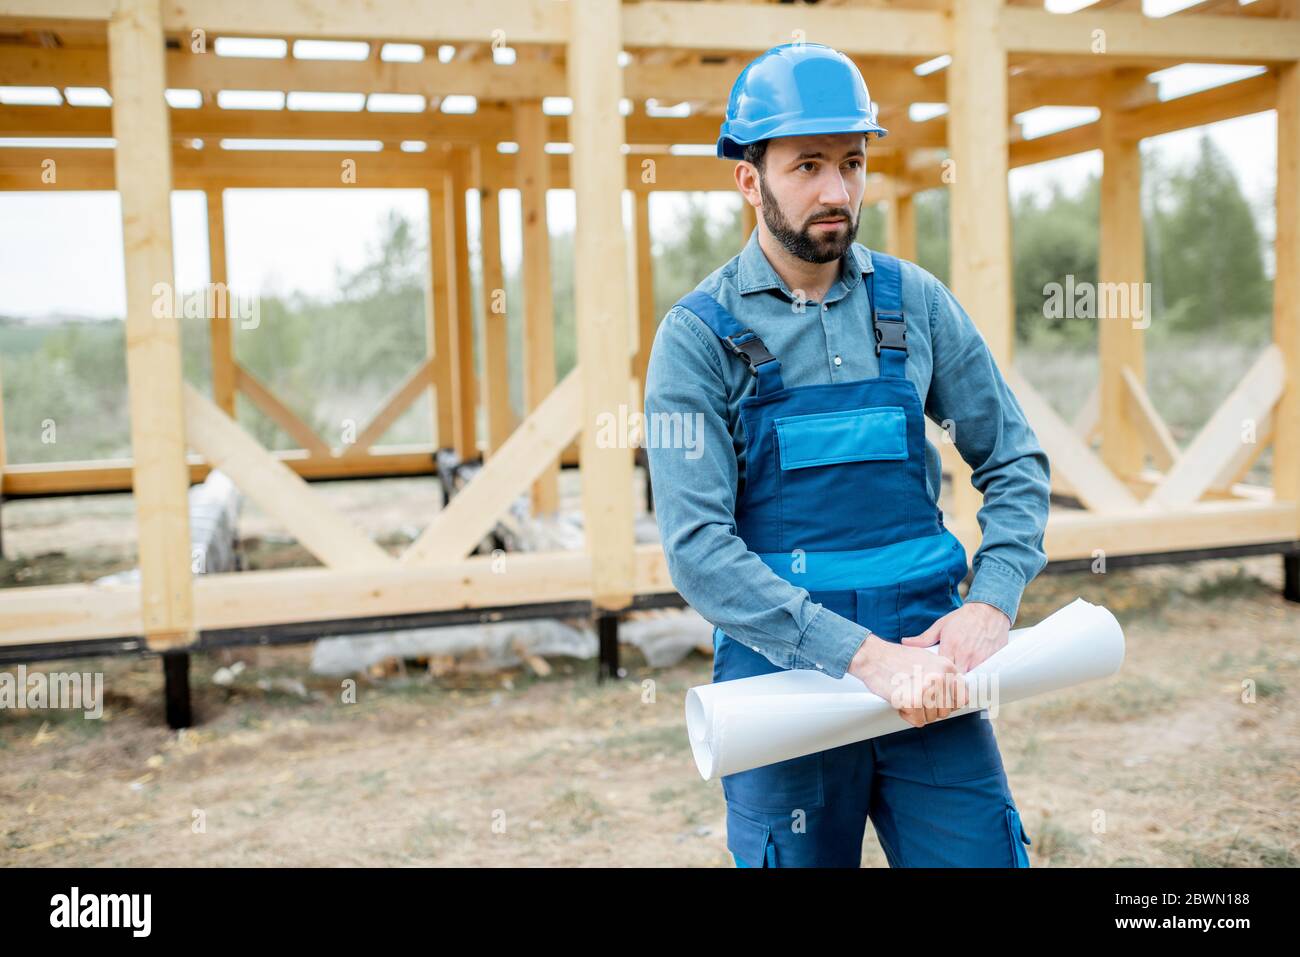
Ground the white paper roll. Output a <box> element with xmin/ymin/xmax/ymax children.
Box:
<box><xmin>685</xmin><ymin>597</ymin><xmax>1125</xmax><ymax>781</ymax></box>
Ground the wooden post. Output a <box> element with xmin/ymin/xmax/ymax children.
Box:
<box><xmin>428</xmin><ymin>171</ymin><xmax>459</xmax><ymax>451</ymax></box>
<box><xmin>109</xmin><ymin>0</ymin><xmax>193</xmax><ymax>650</ymax></box>
<box><xmin>884</xmin><ymin>180</ymin><xmax>917</xmax><ymax>262</ymax></box>
<box><xmin>514</xmin><ymin>100</ymin><xmax>559</xmax><ymax>514</ymax></box>
<box><xmin>0</xmin><ymin>355</ymin><xmax>7</xmax><ymax>557</ymax></box>
<box><xmin>1099</xmin><ymin>76</ymin><xmax>1148</xmax><ymax>482</ymax></box>
<box><xmin>479</xmin><ymin>167</ymin><xmax>514</xmax><ymax>456</ymax></box>
<box><xmin>569</xmin><ymin>0</ymin><xmax>636</xmax><ymax>613</ymax></box>
<box><xmin>0</xmin><ymin>358</ymin><xmax>7</xmax><ymax>475</ymax></box>
<box><xmin>205</xmin><ymin>188</ymin><xmax>235</xmax><ymax>417</ymax></box>
<box><xmin>947</xmin><ymin>0</ymin><xmax>1013</xmax><ymax>528</ymax></box>
<box><xmin>450</xmin><ymin>147</ymin><xmax>478</xmax><ymax>460</ymax></box>
<box><xmin>1276</xmin><ymin>6</ymin><xmax>1300</xmax><ymax>550</ymax></box>
<box><xmin>633</xmin><ymin>189</ymin><xmax>656</xmax><ymax>417</ymax></box>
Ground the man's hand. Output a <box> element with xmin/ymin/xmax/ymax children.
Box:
<box><xmin>900</xmin><ymin>600</ymin><xmax>1011</xmax><ymax>674</ymax></box>
<box><xmin>847</xmin><ymin>633</ymin><xmax>969</xmax><ymax>728</ymax></box>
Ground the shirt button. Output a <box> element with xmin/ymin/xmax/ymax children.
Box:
<box><xmin>833</xmin><ymin>355</ymin><xmax>842</xmax><ymax>366</ymax></box>
<box><xmin>815</xmin><ymin>663</ymin><xmax>824</xmax><ymax>669</ymax></box>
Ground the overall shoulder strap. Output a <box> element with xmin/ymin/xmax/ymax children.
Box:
<box><xmin>676</xmin><ymin>290</ymin><xmax>785</xmax><ymax>395</ymax></box>
<box><xmin>868</xmin><ymin>251</ymin><xmax>908</xmax><ymax>378</ymax></box>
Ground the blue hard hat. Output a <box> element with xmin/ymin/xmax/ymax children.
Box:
<box><xmin>716</xmin><ymin>42</ymin><xmax>888</xmax><ymax>160</ymax></box>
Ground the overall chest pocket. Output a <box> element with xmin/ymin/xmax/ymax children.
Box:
<box><xmin>773</xmin><ymin>406</ymin><xmax>908</xmax><ymax>470</ymax></box>
<box><xmin>771</xmin><ymin>405</ymin><xmax>910</xmax><ymax>552</ymax></box>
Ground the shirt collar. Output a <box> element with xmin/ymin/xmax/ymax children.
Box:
<box><xmin>736</xmin><ymin>226</ymin><xmax>876</xmax><ymax>300</ymax></box>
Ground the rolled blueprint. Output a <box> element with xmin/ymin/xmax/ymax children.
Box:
<box><xmin>685</xmin><ymin>597</ymin><xmax>1124</xmax><ymax>781</ymax></box>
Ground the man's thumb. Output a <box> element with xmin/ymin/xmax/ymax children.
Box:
<box><xmin>901</xmin><ymin>621</ymin><xmax>940</xmax><ymax>647</ymax></box>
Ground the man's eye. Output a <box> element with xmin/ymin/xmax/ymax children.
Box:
<box><xmin>845</xmin><ymin>159</ymin><xmax>863</xmax><ymax>169</ymax></box>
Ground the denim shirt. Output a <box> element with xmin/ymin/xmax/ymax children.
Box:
<box><xmin>643</xmin><ymin>228</ymin><xmax>1052</xmax><ymax>680</ymax></box>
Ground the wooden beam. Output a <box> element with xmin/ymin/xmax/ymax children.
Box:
<box><xmin>1116</xmin><ymin>72</ymin><xmax>1277</xmax><ymax>141</ymax></box>
<box><xmin>0</xmin><ymin>447</ymin><xmax>448</xmax><ymax>496</ymax></box>
<box><xmin>633</xmin><ymin>190</ymin><xmax>657</xmax><ymax>420</ymax></box>
<box><xmin>1121</xmin><ymin>367</ymin><xmax>1179</xmax><ymax>473</ymax></box>
<box><xmin>0</xmin><ymin>101</ymin><xmax>727</xmax><ymax>149</ymax></box>
<box><xmin>947</xmin><ymin>0</ymin><xmax>1014</xmax><ymax>527</ymax></box>
<box><xmin>184</xmin><ymin>383</ymin><xmax>395</xmax><ymax>569</ymax></box>
<box><xmin>341</xmin><ymin>355</ymin><xmax>435</xmax><ymax>458</ymax></box>
<box><xmin>427</xmin><ymin>169</ymin><xmax>459</xmax><ymax>450</ymax></box>
<box><xmin>569</xmin><ymin>0</ymin><xmax>636</xmax><ymax>611</ymax></box>
<box><xmin>950</xmin><ymin>0</ymin><xmax>1013</xmax><ymax>364</ymax></box>
<box><xmin>205</xmin><ymin>188</ymin><xmax>236</xmax><ymax>417</ymax></box>
<box><xmin>622</xmin><ymin>1</ymin><xmax>950</xmax><ymax>57</ymax></box>
<box><xmin>8</xmin><ymin>498</ymin><xmax>1300</xmax><ymax>648</ymax></box>
<box><xmin>401</xmin><ymin>367</ymin><xmax>582</xmax><ymax>565</ymax></box>
<box><xmin>0</xmin><ymin>548</ymin><xmax>593</xmax><ymax>646</ymax></box>
<box><xmin>1074</xmin><ymin>381</ymin><xmax>1102</xmax><ymax>444</ymax></box>
<box><xmin>1000</xmin><ymin>6</ymin><xmax>1300</xmax><ymax>62</ymax></box>
<box><xmin>1009</xmin><ymin>120</ymin><xmax>1101</xmax><ymax>169</ymax></box>
<box><xmin>109</xmin><ymin>0</ymin><xmax>193</xmax><ymax>651</ymax></box>
<box><xmin>514</xmin><ymin>100</ymin><xmax>559</xmax><ymax>515</ymax></box>
<box><xmin>1099</xmin><ymin>81</ymin><xmax>1147</xmax><ymax>481</ymax></box>
<box><xmin>1040</xmin><ymin>499</ymin><xmax>1298</xmax><ymax>562</ymax></box>
<box><xmin>157</xmin><ymin>0</ymin><xmax>570</xmax><ymax>44</ymax></box>
<box><xmin>1040</xmin><ymin>384</ymin><xmax>1099</xmax><ymax>502</ymax></box>
<box><xmin>0</xmin><ymin>350</ymin><xmax>7</xmax><ymax>489</ymax></box>
<box><xmin>0</xmin><ymin>44</ymin><xmax>947</xmax><ymax>110</ymax></box>
<box><xmin>1207</xmin><ymin>409</ymin><xmax>1273</xmax><ymax>493</ymax></box>
<box><xmin>194</xmin><ymin>548</ymin><xmax>597</xmax><ymax>631</ymax></box>
<box><xmin>0</xmin><ymin>144</ymin><xmax>741</xmax><ymax>194</ymax></box>
<box><xmin>233</xmin><ymin>362</ymin><xmax>330</xmax><ymax>457</ymax></box>
<box><xmin>450</xmin><ymin>147</ymin><xmax>478</xmax><ymax>460</ymax></box>
<box><xmin>1</xmin><ymin>43</ymin><xmax>1138</xmax><ymax>132</ymax></box>
<box><xmin>1145</xmin><ymin>346</ymin><xmax>1287</xmax><ymax>510</ymax></box>
<box><xmin>1277</xmin><ymin>7</ymin><xmax>1300</xmax><ymax>538</ymax></box>
<box><xmin>479</xmin><ymin>176</ymin><xmax>513</xmax><ymax>455</ymax></box>
<box><xmin>884</xmin><ymin>181</ymin><xmax>917</xmax><ymax>261</ymax></box>
<box><xmin>0</xmin><ymin>0</ymin><xmax>113</xmax><ymax>18</ymax></box>
<box><xmin>1007</xmin><ymin>369</ymin><xmax>1141</xmax><ymax>513</ymax></box>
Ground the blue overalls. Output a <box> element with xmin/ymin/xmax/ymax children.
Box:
<box><xmin>676</xmin><ymin>252</ymin><xmax>1033</xmax><ymax>868</ymax></box>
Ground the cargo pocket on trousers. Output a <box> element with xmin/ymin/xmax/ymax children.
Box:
<box><xmin>727</xmin><ymin>803</ymin><xmax>776</xmax><ymax>868</ymax></box>
<box><xmin>1004</xmin><ymin>802</ymin><xmax>1032</xmax><ymax>868</ymax></box>
<box><xmin>722</xmin><ymin>748</ymin><xmax>825</xmax><ymax>813</ymax></box>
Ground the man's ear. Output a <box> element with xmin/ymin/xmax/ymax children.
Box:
<box><xmin>734</xmin><ymin>162</ymin><xmax>761</xmax><ymax>212</ymax></box>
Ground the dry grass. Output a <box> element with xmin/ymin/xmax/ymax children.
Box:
<box><xmin>1</xmin><ymin>551</ymin><xmax>1296</xmax><ymax>867</ymax></box>
<box><xmin>2</xmin><ymin>466</ymin><xmax>1296</xmax><ymax>866</ymax></box>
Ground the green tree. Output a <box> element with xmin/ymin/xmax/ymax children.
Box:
<box><xmin>652</xmin><ymin>193</ymin><xmax>747</xmax><ymax>320</ymax></box>
<box><xmin>1013</xmin><ymin>176</ymin><xmax>1100</xmax><ymax>347</ymax></box>
<box><xmin>1146</xmin><ymin>134</ymin><xmax>1270</xmax><ymax>332</ymax></box>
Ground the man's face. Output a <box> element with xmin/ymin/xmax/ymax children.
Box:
<box><xmin>754</xmin><ymin>133</ymin><xmax>867</xmax><ymax>264</ymax></box>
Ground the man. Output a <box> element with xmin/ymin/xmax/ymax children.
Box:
<box><xmin>643</xmin><ymin>42</ymin><xmax>1051</xmax><ymax>868</ymax></box>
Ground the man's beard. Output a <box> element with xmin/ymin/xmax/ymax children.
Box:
<box><xmin>759</xmin><ymin>174</ymin><xmax>858</xmax><ymax>265</ymax></box>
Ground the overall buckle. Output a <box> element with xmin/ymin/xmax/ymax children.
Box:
<box><xmin>873</xmin><ymin>311</ymin><xmax>907</xmax><ymax>356</ymax></box>
<box><xmin>723</xmin><ymin>330</ymin><xmax>777</xmax><ymax>376</ymax></box>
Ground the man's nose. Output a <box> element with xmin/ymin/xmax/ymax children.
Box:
<box><xmin>818</xmin><ymin>169</ymin><xmax>851</xmax><ymax>207</ymax></box>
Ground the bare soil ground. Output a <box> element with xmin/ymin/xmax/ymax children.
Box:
<box><xmin>1</xmin><ymin>480</ymin><xmax>1296</xmax><ymax>867</ymax></box>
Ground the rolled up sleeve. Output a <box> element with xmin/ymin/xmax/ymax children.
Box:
<box><xmin>644</xmin><ymin>307</ymin><xmax>868</xmax><ymax>678</ymax></box>
<box><xmin>923</xmin><ymin>278</ymin><xmax>1052</xmax><ymax>627</ymax></box>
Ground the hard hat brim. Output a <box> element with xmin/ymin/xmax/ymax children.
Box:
<box><xmin>717</xmin><ymin>118</ymin><xmax>889</xmax><ymax>161</ymax></box>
